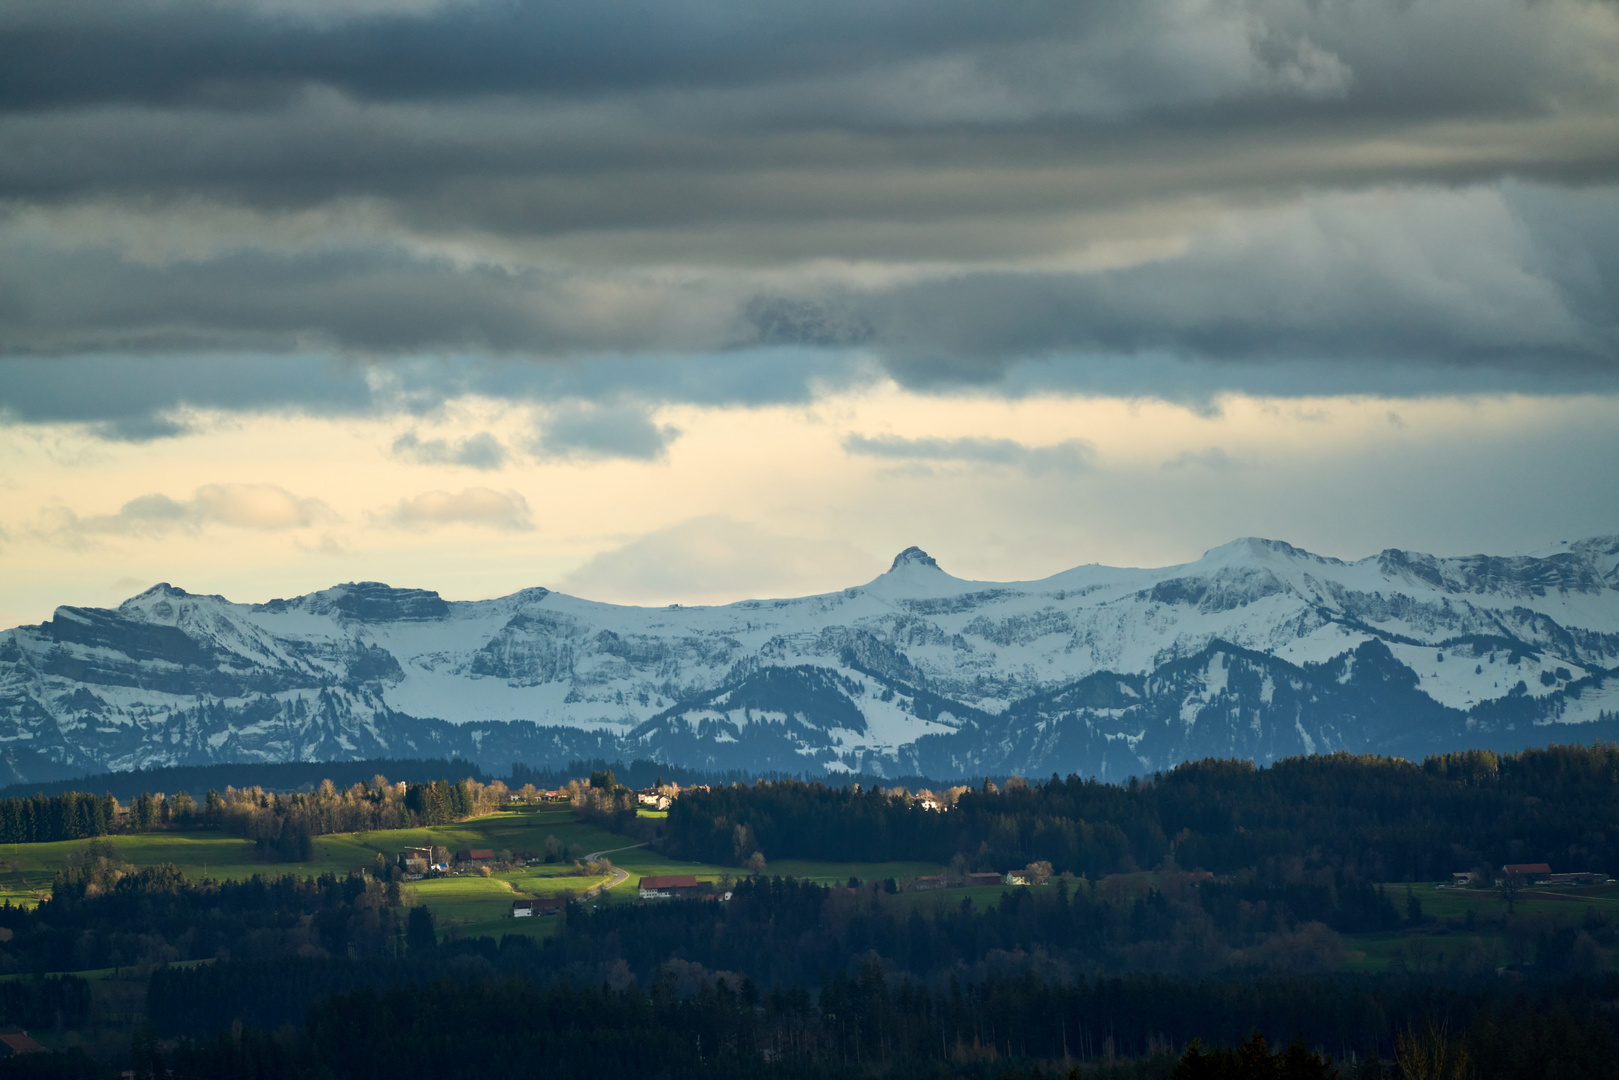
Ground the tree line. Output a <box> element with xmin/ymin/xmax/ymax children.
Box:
<box><xmin>132</xmin><ymin>951</ymin><xmax>1619</xmax><ymax>1080</ymax></box>
<box><xmin>663</xmin><ymin>744</ymin><xmax>1619</xmax><ymax>882</ymax></box>
<box><xmin>0</xmin><ymin>791</ymin><xmax>118</xmax><ymax>844</ymax></box>
<box><xmin>0</xmin><ymin>774</ymin><xmax>510</xmax><ymax>857</ymax></box>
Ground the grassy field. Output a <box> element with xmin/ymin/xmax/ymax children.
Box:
<box><xmin>1337</xmin><ymin>880</ymin><xmax>1619</xmax><ymax>973</ymax></box>
<box><xmin>1416</xmin><ymin>879</ymin><xmax>1619</xmax><ymax>919</ymax></box>
<box><xmin>0</xmin><ymin>808</ymin><xmax>958</xmax><ymax>942</ymax></box>
<box><xmin>0</xmin><ymin>807</ymin><xmax>626</xmax><ymax>907</ymax></box>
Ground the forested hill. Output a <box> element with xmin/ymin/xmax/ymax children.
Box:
<box><xmin>664</xmin><ymin>744</ymin><xmax>1619</xmax><ymax>882</ymax></box>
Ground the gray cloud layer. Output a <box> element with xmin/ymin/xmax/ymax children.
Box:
<box><xmin>531</xmin><ymin>402</ymin><xmax>682</xmax><ymax>462</ymax></box>
<box><xmin>2</xmin><ymin>0</ymin><xmax>1617</xmax><ymax>433</ymax></box>
<box><xmin>392</xmin><ymin>430</ymin><xmax>509</xmax><ymax>469</ymax></box>
<box><xmin>844</xmin><ymin>434</ymin><xmax>1096</xmax><ymax>475</ymax></box>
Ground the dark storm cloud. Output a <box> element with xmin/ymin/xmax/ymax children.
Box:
<box><xmin>0</xmin><ymin>0</ymin><xmax>1029</xmax><ymax>111</ymax></box>
<box><xmin>0</xmin><ymin>0</ymin><xmax>1617</xmax><ymax>429</ymax></box>
<box><xmin>0</xmin><ymin>0</ymin><xmax>1607</xmax><ymax>125</ymax></box>
<box><xmin>874</xmin><ymin>182</ymin><xmax>1619</xmax><ymax>388</ymax></box>
<box><xmin>0</xmin><ymin>347</ymin><xmax>864</xmax><ymax>431</ymax></box>
<box><xmin>856</xmin><ymin>183</ymin><xmax>1619</xmax><ymax>389</ymax></box>
<box><xmin>0</xmin><ymin>354</ymin><xmax>374</xmax><ymax>431</ymax></box>
<box><xmin>5</xmin><ymin>0</ymin><xmax>1617</xmax><ymax>214</ymax></box>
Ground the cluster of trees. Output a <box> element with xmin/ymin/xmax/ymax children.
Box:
<box><xmin>134</xmin><ymin>947</ymin><xmax>1619</xmax><ymax>1080</ymax></box>
<box><xmin>0</xmin><ymin>974</ymin><xmax>90</xmax><ymax>1030</ymax></box>
<box><xmin>0</xmin><ymin>792</ymin><xmax>119</xmax><ymax>844</ymax></box>
<box><xmin>568</xmin><ymin>768</ymin><xmax>640</xmax><ymax>827</ymax></box>
<box><xmin>0</xmin><ymin>857</ymin><xmax>403</xmax><ymax>975</ymax></box>
<box><xmin>539</xmin><ymin>872</ymin><xmax>1413</xmax><ymax>986</ymax></box>
<box><xmin>510</xmin><ymin>758</ymin><xmax>781</xmax><ymax>793</ymax></box>
<box><xmin>206</xmin><ymin>775</ymin><xmax>511</xmax><ymax>838</ymax></box>
<box><xmin>0</xmin><ymin>772</ymin><xmax>515</xmax><ymax>856</ymax></box>
<box><xmin>665</xmin><ymin>745</ymin><xmax>1619</xmax><ymax>882</ymax></box>
<box><xmin>0</xmin><ymin>758</ymin><xmax>497</xmax><ymax>803</ymax></box>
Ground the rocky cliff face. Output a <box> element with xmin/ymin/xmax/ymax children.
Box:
<box><xmin>2</xmin><ymin>536</ymin><xmax>1617</xmax><ymax>782</ymax></box>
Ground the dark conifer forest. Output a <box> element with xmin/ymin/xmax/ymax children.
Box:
<box><xmin>665</xmin><ymin>745</ymin><xmax>1619</xmax><ymax>880</ymax></box>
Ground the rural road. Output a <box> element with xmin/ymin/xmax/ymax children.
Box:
<box><xmin>582</xmin><ymin>843</ymin><xmax>646</xmax><ymax>899</ymax></box>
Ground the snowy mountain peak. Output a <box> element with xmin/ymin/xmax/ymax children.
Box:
<box><xmin>115</xmin><ymin>582</ymin><xmax>231</xmax><ymax>623</ymax></box>
<box><xmin>1198</xmin><ymin>536</ymin><xmax>1333</xmax><ymax>568</ymax></box>
<box><xmin>118</xmin><ymin>582</ymin><xmax>195</xmax><ymax>608</ymax></box>
<box><xmin>888</xmin><ymin>546</ymin><xmax>941</xmax><ymax>572</ymax></box>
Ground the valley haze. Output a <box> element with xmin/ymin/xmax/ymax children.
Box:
<box><xmin>3</xmin><ymin>534</ymin><xmax>1616</xmax><ymax>786</ymax></box>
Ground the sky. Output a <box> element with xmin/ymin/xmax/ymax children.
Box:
<box><xmin>1</xmin><ymin>0</ymin><xmax>1617</xmax><ymax>629</ymax></box>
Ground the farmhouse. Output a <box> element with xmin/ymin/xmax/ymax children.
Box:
<box><xmin>965</xmin><ymin>872</ymin><xmax>1002</xmax><ymax>888</ymax></box>
<box><xmin>511</xmin><ymin>897</ymin><xmax>566</xmax><ymax>918</ymax></box>
<box><xmin>456</xmin><ymin>849</ymin><xmax>496</xmax><ymax>864</ymax></box>
<box><xmin>398</xmin><ymin>847</ymin><xmax>433</xmax><ymax>875</ymax></box>
<box><xmin>0</xmin><ymin>1033</ymin><xmax>44</xmax><ymax>1057</ymax></box>
<box><xmin>637</xmin><ymin>789</ymin><xmax>672</xmax><ymax>811</ymax></box>
<box><xmin>1503</xmin><ymin>862</ymin><xmax>1553</xmax><ymax>882</ymax></box>
<box><xmin>912</xmin><ymin>875</ymin><xmax>946</xmax><ymax>891</ymax></box>
<box><xmin>638</xmin><ymin>874</ymin><xmax>707</xmax><ymax>899</ymax></box>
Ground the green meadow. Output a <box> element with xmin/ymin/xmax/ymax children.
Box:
<box><xmin>0</xmin><ymin>808</ymin><xmax>632</xmax><ymax>920</ymax></box>
<box><xmin>1329</xmin><ymin>879</ymin><xmax>1619</xmax><ymax>974</ymax></box>
<box><xmin>0</xmin><ymin>806</ymin><xmax>957</xmax><ymax>943</ymax></box>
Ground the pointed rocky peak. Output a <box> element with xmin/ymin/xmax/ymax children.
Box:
<box><xmin>889</xmin><ymin>546</ymin><xmax>941</xmax><ymax>573</ymax></box>
<box><xmin>857</xmin><ymin>544</ymin><xmax>972</xmax><ymax>600</ymax></box>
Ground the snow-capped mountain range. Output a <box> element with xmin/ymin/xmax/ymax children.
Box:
<box><xmin>3</xmin><ymin>536</ymin><xmax>1619</xmax><ymax>784</ymax></box>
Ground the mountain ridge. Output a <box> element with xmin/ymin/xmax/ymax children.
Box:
<box><xmin>2</xmin><ymin>534</ymin><xmax>1617</xmax><ymax>783</ymax></box>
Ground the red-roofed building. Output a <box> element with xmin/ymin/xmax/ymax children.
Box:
<box><xmin>638</xmin><ymin>874</ymin><xmax>706</xmax><ymax>899</ymax></box>
<box><xmin>1503</xmin><ymin>862</ymin><xmax>1553</xmax><ymax>881</ymax></box>
<box><xmin>0</xmin><ymin>1032</ymin><xmax>44</xmax><ymax>1057</ymax></box>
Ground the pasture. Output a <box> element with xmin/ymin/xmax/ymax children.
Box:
<box><xmin>0</xmin><ymin>806</ymin><xmax>956</xmax><ymax>944</ymax></box>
